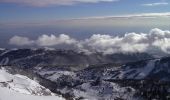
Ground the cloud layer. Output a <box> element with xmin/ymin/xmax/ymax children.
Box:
<box><xmin>9</xmin><ymin>36</ymin><xmax>35</xmax><ymax>46</ymax></box>
<box><xmin>9</xmin><ymin>28</ymin><xmax>170</xmax><ymax>54</ymax></box>
<box><xmin>142</xmin><ymin>2</ymin><xmax>168</xmax><ymax>7</ymax></box>
<box><xmin>36</xmin><ymin>34</ymin><xmax>77</xmax><ymax>46</ymax></box>
<box><xmin>83</xmin><ymin>12</ymin><xmax>170</xmax><ymax>19</ymax></box>
<box><xmin>0</xmin><ymin>0</ymin><xmax>117</xmax><ymax>6</ymax></box>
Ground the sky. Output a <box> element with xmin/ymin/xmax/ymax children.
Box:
<box><xmin>0</xmin><ymin>0</ymin><xmax>170</xmax><ymax>54</ymax></box>
<box><xmin>0</xmin><ymin>0</ymin><xmax>169</xmax><ymax>21</ymax></box>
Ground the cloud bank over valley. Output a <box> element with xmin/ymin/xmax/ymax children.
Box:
<box><xmin>8</xmin><ymin>28</ymin><xmax>170</xmax><ymax>55</ymax></box>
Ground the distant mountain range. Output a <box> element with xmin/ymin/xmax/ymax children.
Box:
<box><xmin>0</xmin><ymin>48</ymin><xmax>153</xmax><ymax>68</ymax></box>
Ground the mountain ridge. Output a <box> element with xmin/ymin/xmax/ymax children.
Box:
<box><xmin>1</xmin><ymin>48</ymin><xmax>170</xmax><ymax>100</ymax></box>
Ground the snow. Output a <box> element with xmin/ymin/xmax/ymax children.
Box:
<box><xmin>0</xmin><ymin>87</ymin><xmax>65</xmax><ymax>100</ymax></box>
<box><xmin>135</xmin><ymin>60</ymin><xmax>156</xmax><ymax>79</ymax></box>
<box><xmin>0</xmin><ymin>68</ymin><xmax>66</xmax><ymax>100</ymax></box>
<box><xmin>0</xmin><ymin>69</ymin><xmax>13</xmax><ymax>82</ymax></box>
<box><xmin>153</xmin><ymin>62</ymin><xmax>169</xmax><ymax>74</ymax></box>
<box><xmin>0</xmin><ymin>48</ymin><xmax>5</xmax><ymax>50</ymax></box>
<box><xmin>0</xmin><ymin>57</ymin><xmax>9</xmax><ymax>65</ymax></box>
<box><xmin>73</xmin><ymin>81</ymin><xmax>136</xmax><ymax>100</ymax></box>
<box><xmin>0</xmin><ymin>68</ymin><xmax>54</xmax><ymax>96</ymax></box>
<box><xmin>0</xmin><ymin>49</ymin><xmax>15</xmax><ymax>56</ymax></box>
<box><xmin>106</xmin><ymin>60</ymin><xmax>157</xmax><ymax>79</ymax></box>
<box><xmin>38</xmin><ymin>70</ymin><xmax>76</xmax><ymax>81</ymax></box>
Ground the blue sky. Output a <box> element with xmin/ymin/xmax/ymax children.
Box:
<box><xmin>0</xmin><ymin>0</ymin><xmax>170</xmax><ymax>22</ymax></box>
<box><xmin>0</xmin><ymin>0</ymin><xmax>170</xmax><ymax>48</ymax></box>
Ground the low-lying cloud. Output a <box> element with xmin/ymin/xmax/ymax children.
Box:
<box><xmin>36</xmin><ymin>34</ymin><xmax>77</xmax><ymax>46</ymax></box>
<box><xmin>0</xmin><ymin>0</ymin><xmax>118</xmax><ymax>6</ymax></box>
<box><xmin>9</xmin><ymin>36</ymin><xmax>35</xmax><ymax>46</ymax></box>
<box><xmin>9</xmin><ymin>28</ymin><xmax>170</xmax><ymax>54</ymax></box>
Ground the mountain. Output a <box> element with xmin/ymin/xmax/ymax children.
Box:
<box><xmin>1</xmin><ymin>48</ymin><xmax>170</xmax><ymax>100</ymax></box>
<box><xmin>0</xmin><ymin>87</ymin><xmax>64</xmax><ymax>100</ymax></box>
<box><xmin>0</xmin><ymin>67</ymin><xmax>65</xmax><ymax>100</ymax></box>
<box><xmin>103</xmin><ymin>57</ymin><xmax>170</xmax><ymax>80</ymax></box>
<box><xmin>35</xmin><ymin>56</ymin><xmax>170</xmax><ymax>100</ymax></box>
<box><xmin>0</xmin><ymin>48</ymin><xmax>153</xmax><ymax>69</ymax></box>
<box><xmin>0</xmin><ymin>67</ymin><xmax>55</xmax><ymax>96</ymax></box>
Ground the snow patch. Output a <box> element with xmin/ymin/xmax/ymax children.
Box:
<box><xmin>39</xmin><ymin>70</ymin><xmax>76</xmax><ymax>81</ymax></box>
<box><xmin>0</xmin><ymin>68</ymin><xmax>54</xmax><ymax>96</ymax></box>
<box><xmin>0</xmin><ymin>87</ymin><xmax>65</xmax><ymax>100</ymax></box>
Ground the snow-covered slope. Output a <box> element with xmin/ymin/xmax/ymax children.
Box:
<box><xmin>0</xmin><ymin>87</ymin><xmax>65</xmax><ymax>100</ymax></box>
<box><xmin>38</xmin><ymin>69</ymin><xmax>76</xmax><ymax>82</ymax></box>
<box><xmin>102</xmin><ymin>59</ymin><xmax>157</xmax><ymax>80</ymax></box>
<box><xmin>32</xmin><ymin>57</ymin><xmax>170</xmax><ymax>99</ymax></box>
<box><xmin>0</xmin><ymin>68</ymin><xmax>55</xmax><ymax>96</ymax></box>
<box><xmin>73</xmin><ymin>81</ymin><xmax>136</xmax><ymax>100</ymax></box>
<box><xmin>103</xmin><ymin>58</ymin><xmax>170</xmax><ymax>80</ymax></box>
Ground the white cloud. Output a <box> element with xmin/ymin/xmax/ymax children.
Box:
<box><xmin>0</xmin><ymin>0</ymin><xmax>118</xmax><ymax>6</ymax></box>
<box><xmin>80</xmin><ymin>33</ymin><xmax>149</xmax><ymax>54</ymax></box>
<box><xmin>142</xmin><ymin>2</ymin><xmax>168</xmax><ymax>7</ymax></box>
<box><xmin>9</xmin><ymin>28</ymin><xmax>170</xmax><ymax>55</ymax></box>
<box><xmin>82</xmin><ymin>12</ymin><xmax>170</xmax><ymax>20</ymax></box>
<box><xmin>152</xmin><ymin>38</ymin><xmax>170</xmax><ymax>53</ymax></box>
<box><xmin>36</xmin><ymin>34</ymin><xmax>77</xmax><ymax>46</ymax></box>
<box><xmin>9</xmin><ymin>34</ymin><xmax>77</xmax><ymax>47</ymax></box>
<box><xmin>9</xmin><ymin>36</ymin><xmax>34</xmax><ymax>46</ymax></box>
